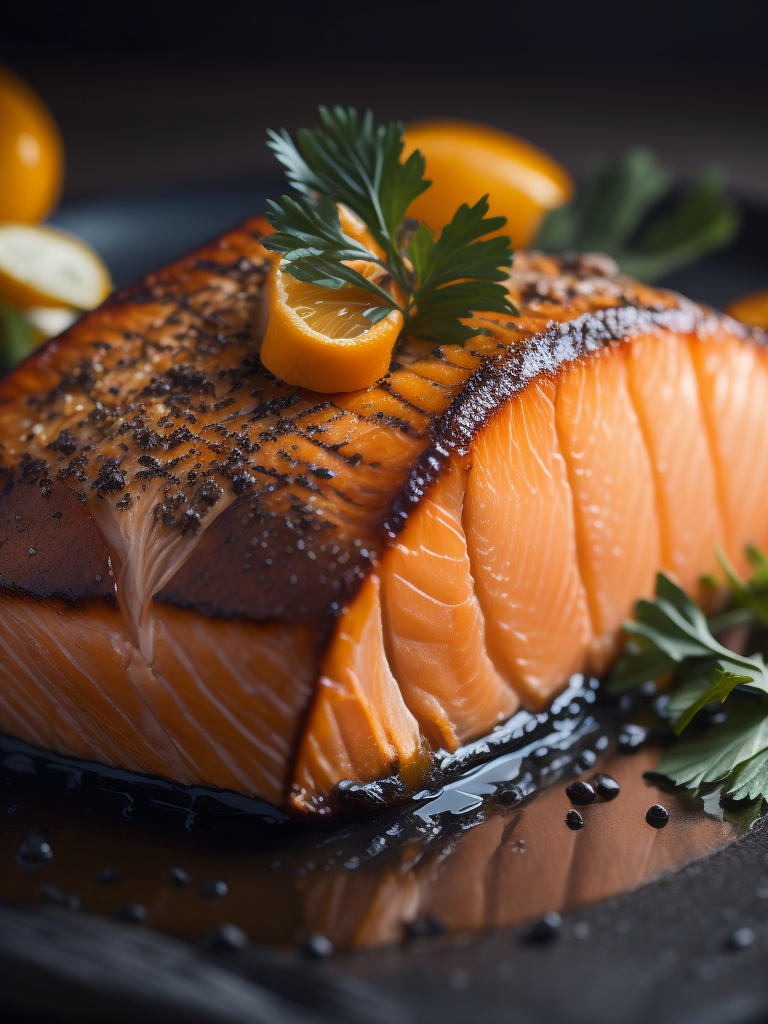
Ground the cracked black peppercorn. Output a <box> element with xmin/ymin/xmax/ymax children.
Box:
<box><xmin>525</xmin><ymin>912</ymin><xmax>562</xmax><ymax>943</ymax></box>
<box><xmin>592</xmin><ymin>773</ymin><xmax>621</xmax><ymax>800</ymax></box>
<box><xmin>565</xmin><ymin>809</ymin><xmax>584</xmax><ymax>831</ymax></box>
<box><xmin>646</xmin><ymin>804</ymin><xmax>669</xmax><ymax>829</ymax></box>
<box><xmin>565</xmin><ymin>780</ymin><xmax>595</xmax><ymax>806</ymax></box>
<box><xmin>303</xmin><ymin>933</ymin><xmax>334</xmax><ymax>958</ymax></box>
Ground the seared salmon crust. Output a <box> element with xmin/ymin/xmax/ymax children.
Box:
<box><xmin>0</xmin><ymin>219</ymin><xmax>765</xmax><ymax>815</ymax></box>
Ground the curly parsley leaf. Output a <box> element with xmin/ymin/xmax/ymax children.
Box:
<box><xmin>533</xmin><ymin>148</ymin><xmax>740</xmax><ymax>283</ymax></box>
<box><xmin>407</xmin><ymin>197</ymin><xmax>517</xmax><ymax>344</ymax></box>
<box><xmin>609</xmin><ymin>563</ymin><xmax>768</xmax><ymax>809</ymax></box>
<box><xmin>0</xmin><ymin>302</ymin><xmax>36</xmax><ymax>372</ymax></box>
<box><xmin>264</xmin><ymin>107</ymin><xmax>516</xmax><ymax>345</ymax></box>
<box><xmin>267</xmin><ymin>106</ymin><xmax>429</xmax><ymax>274</ymax></box>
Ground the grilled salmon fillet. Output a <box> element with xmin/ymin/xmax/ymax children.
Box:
<box><xmin>0</xmin><ymin>220</ymin><xmax>765</xmax><ymax>815</ymax></box>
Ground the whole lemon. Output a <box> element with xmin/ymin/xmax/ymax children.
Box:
<box><xmin>0</xmin><ymin>64</ymin><xmax>64</xmax><ymax>223</ymax></box>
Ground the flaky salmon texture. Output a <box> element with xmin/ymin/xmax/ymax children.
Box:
<box><xmin>1</xmin><ymin>218</ymin><xmax>767</xmax><ymax>816</ymax></box>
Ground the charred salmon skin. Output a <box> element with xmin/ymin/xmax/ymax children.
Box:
<box><xmin>0</xmin><ymin>224</ymin><xmax>765</xmax><ymax>816</ymax></box>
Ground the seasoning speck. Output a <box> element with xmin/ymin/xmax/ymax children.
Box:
<box><xmin>199</xmin><ymin>879</ymin><xmax>228</xmax><ymax>898</ymax></box>
<box><xmin>303</xmin><ymin>933</ymin><xmax>334</xmax><ymax>959</ymax></box>
<box><xmin>525</xmin><ymin>912</ymin><xmax>562</xmax><ymax>943</ymax></box>
<box><xmin>592</xmin><ymin>773</ymin><xmax>621</xmax><ymax>800</ymax></box>
<box><xmin>28</xmin><ymin>547</ymin><xmax>36</xmax><ymax>556</ymax></box>
<box><xmin>16</xmin><ymin>833</ymin><xmax>53</xmax><ymax>869</ymax></box>
<box><xmin>726</xmin><ymin>927</ymin><xmax>754</xmax><ymax>950</ymax></box>
<box><xmin>565</xmin><ymin>780</ymin><xmax>595</xmax><ymax>806</ymax></box>
<box><xmin>565</xmin><ymin>809</ymin><xmax>584</xmax><ymax>831</ymax></box>
<box><xmin>618</xmin><ymin>723</ymin><xmax>648</xmax><ymax>753</ymax></box>
<box><xmin>169</xmin><ymin>865</ymin><xmax>190</xmax><ymax>887</ymax></box>
<box><xmin>646</xmin><ymin>804</ymin><xmax>670</xmax><ymax>829</ymax></box>
<box><xmin>201</xmin><ymin>923</ymin><xmax>248</xmax><ymax>952</ymax></box>
<box><xmin>41</xmin><ymin>885</ymin><xmax>80</xmax><ymax>910</ymax></box>
<box><xmin>577</xmin><ymin>749</ymin><xmax>597</xmax><ymax>770</ymax></box>
<box><xmin>406</xmin><ymin>915</ymin><xmax>446</xmax><ymax>939</ymax></box>
<box><xmin>96</xmin><ymin>867</ymin><xmax>121</xmax><ymax>884</ymax></box>
<box><xmin>119</xmin><ymin>903</ymin><xmax>147</xmax><ymax>924</ymax></box>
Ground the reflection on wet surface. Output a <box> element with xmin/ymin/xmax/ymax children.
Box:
<box><xmin>1</xmin><ymin>745</ymin><xmax>738</xmax><ymax>950</ymax></box>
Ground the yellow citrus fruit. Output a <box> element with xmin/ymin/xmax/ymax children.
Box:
<box><xmin>725</xmin><ymin>288</ymin><xmax>768</xmax><ymax>330</ymax></box>
<box><xmin>260</xmin><ymin>261</ymin><xmax>403</xmax><ymax>393</ymax></box>
<box><xmin>402</xmin><ymin>120</ymin><xmax>574</xmax><ymax>248</ymax></box>
<box><xmin>0</xmin><ymin>223</ymin><xmax>112</xmax><ymax>310</ymax></box>
<box><xmin>0</xmin><ymin>64</ymin><xmax>64</xmax><ymax>223</ymax></box>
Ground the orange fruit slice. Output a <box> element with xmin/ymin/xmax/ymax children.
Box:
<box><xmin>0</xmin><ymin>223</ymin><xmax>112</xmax><ymax>311</ymax></box>
<box><xmin>260</xmin><ymin>262</ymin><xmax>403</xmax><ymax>393</ymax></box>
<box><xmin>0</xmin><ymin>64</ymin><xmax>64</xmax><ymax>223</ymax></box>
<box><xmin>725</xmin><ymin>288</ymin><xmax>768</xmax><ymax>330</ymax></box>
<box><xmin>402</xmin><ymin>120</ymin><xmax>574</xmax><ymax>248</ymax></box>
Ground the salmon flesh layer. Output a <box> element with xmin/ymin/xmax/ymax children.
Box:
<box><xmin>0</xmin><ymin>221</ymin><xmax>766</xmax><ymax>815</ymax></box>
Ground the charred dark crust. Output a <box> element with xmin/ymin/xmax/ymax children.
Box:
<box><xmin>385</xmin><ymin>302</ymin><xmax>764</xmax><ymax>536</ymax></box>
<box><xmin>0</xmin><ymin>477</ymin><xmax>116</xmax><ymax>605</ymax></box>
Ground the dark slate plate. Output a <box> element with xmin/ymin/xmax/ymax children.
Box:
<box><xmin>3</xmin><ymin>188</ymin><xmax>768</xmax><ymax>1024</ymax></box>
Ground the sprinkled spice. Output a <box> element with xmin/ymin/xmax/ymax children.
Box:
<box><xmin>199</xmin><ymin>879</ymin><xmax>228</xmax><ymax>898</ymax></box>
<box><xmin>525</xmin><ymin>912</ymin><xmax>562</xmax><ymax>943</ymax></box>
<box><xmin>16</xmin><ymin>831</ymin><xmax>53</xmax><ymax>869</ymax></box>
<box><xmin>592</xmin><ymin>773</ymin><xmax>621</xmax><ymax>800</ymax></box>
<box><xmin>168</xmin><ymin>865</ymin><xmax>190</xmax><ymax>886</ymax></box>
<box><xmin>119</xmin><ymin>903</ymin><xmax>147</xmax><ymax>923</ymax></box>
<box><xmin>201</xmin><ymin>923</ymin><xmax>248</xmax><ymax>952</ymax></box>
<box><xmin>618</xmin><ymin>724</ymin><xmax>648</xmax><ymax>753</ymax></box>
<box><xmin>565</xmin><ymin>780</ymin><xmax>595</xmax><ymax>806</ymax></box>
<box><xmin>303</xmin><ymin>933</ymin><xmax>334</xmax><ymax>959</ymax></box>
<box><xmin>726</xmin><ymin>927</ymin><xmax>755</xmax><ymax>950</ymax></box>
<box><xmin>565</xmin><ymin>809</ymin><xmax>584</xmax><ymax>831</ymax></box>
<box><xmin>577</xmin><ymin>749</ymin><xmax>597</xmax><ymax>771</ymax></box>
<box><xmin>646</xmin><ymin>804</ymin><xmax>669</xmax><ymax>829</ymax></box>
<box><xmin>406</xmin><ymin>915</ymin><xmax>446</xmax><ymax>939</ymax></box>
<box><xmin>96</xmin><ymin>867</ymin><xmax>121</xmax><ymax>884</ymax></box>
<box><xmin>40</xmin><ymin>885</ymin><xmax>80</xmax><ymax>910</ymax></box>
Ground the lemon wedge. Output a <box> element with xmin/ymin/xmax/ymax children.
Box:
<box><xmin>0</xmin><ymin>223</ymin><xmax>112</xmax><ymax>310</ymax></box>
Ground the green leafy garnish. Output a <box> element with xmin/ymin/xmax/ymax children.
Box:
<box><xmin>609</xmin><ymin>562</ymin><xmax>768</xmax><ymax>808</ymax></box>
<box><xmin>264</xmin><ymin>106</ymin><xmax>517</xmax><ymax>346</ymax></box>
<box><xmin>533</xmin><ymin>147</ymin><xmax>741</xmax><ymax>282</ymax></box>
<box><xmin>0</xmin><ymin>302</ymin><xmax>36</xmax><ymax>372</ymax></box>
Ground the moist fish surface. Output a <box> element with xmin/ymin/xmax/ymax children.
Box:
<box><xmin>0</xmin><ymin>222</ymin><xmax>765</xmax><ymax>816</ymax></box>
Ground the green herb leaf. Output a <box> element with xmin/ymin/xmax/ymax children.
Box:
<box><xmin>264</xmin><ymin>108</ymin><xmax>516</xmax><ymax>346</ymax></box>
<box><xmin>407</xmin><ymin>196</ymin><xmax>517</xmax><ymax>344</ymax></box>
<box><xmin>611</xmin><ymin>563</ymin><xmax>768</xmax><ymax>810</ymax></box>
<box><xmin>0</xmin><ymin>302</ymin><xmax>37</xmax><ymax>371</ymax></box>
<box><xmin>533</xmin><ymin>148</ymin><xmax>741</xmax><ymax>283</ymax></box>
<box><xmin>651</xmin><ymin>697</ymin><xmax>768</xmax><ymax>798</ymax></box>
<box><xmin>267</xmin><ymin>106</ymin><xmax>429</xmax><ymax>271</ymax></box>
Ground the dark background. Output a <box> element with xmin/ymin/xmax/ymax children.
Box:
<box><xmin>1</xmin><ymin>0</ymin><xmax>767</xmax><ymax>206</ymax></box>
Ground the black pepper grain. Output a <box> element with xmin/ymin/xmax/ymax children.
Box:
<box><xmin>592</xmin><ymin>773</ymin><xmax>621</xmax><ymax>800</ymax></box>
<box><xmin>565</xmin><ymin>781</ymin><xmax>595</xmax><ymax>806</ymax></box>
<box><xmin>525</xmin><ymin>912</ymin><xmax>562</xmax><ymax>943</ymax></box>
<box><xmin>565</xmin><ymin>809</ymin><xmax>584</xmax><ymax>831</ymax></box>
<box><xmin>405</xmin><ymin>915</ymin><xmax>446</xmax><ymax>939</ymax></box>
<box><xmin>199</xmin><ymin>879</ymin><xmax>228</xmax><ymax>898</ymax></box>
<box><xmin>303</xmin><ymin>933</ymin><xmax>334</xmax><ymax>959</ymax></box>
<box><xmin>169</xmin><ymin>865</ymin><xmax>190</xmax><ymax>886</ymax></box>
<box><xmin>119</xmin><ymin>903</ymin><xmax>147</xmax><ymax>923</ymax></box>
<box><xmin>201</xmin><ymin>923</ymin><xmax>248</xmax><ymax>952</ymax></box>
<box><xmin>646</xmin><ymin>804</ymin><xmax>670</xmax><ymax>829</ymax></box>
<box><xmin>726</xmin><ymin>927</ymin><xmax>755</xmax><ymax>950</ymax></box>
<box><xmin>618</xmin><ymin>724</ymin><xmax>649</xmax><ymax>753</ymax></box>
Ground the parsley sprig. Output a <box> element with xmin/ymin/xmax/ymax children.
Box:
<box><xmin>533</xmin><ymin>147</ymin><xmax>740</xmax><ymax>283</ymax></box>
<box><xmin>609</xmin><ymin>552</ymin><xmax>768</xmax><ymax>807</ymax></box>
<box><xmin>264</xmin><ymin>106</ymin><xmax>517</xmax><ymax>345</ymax></box>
